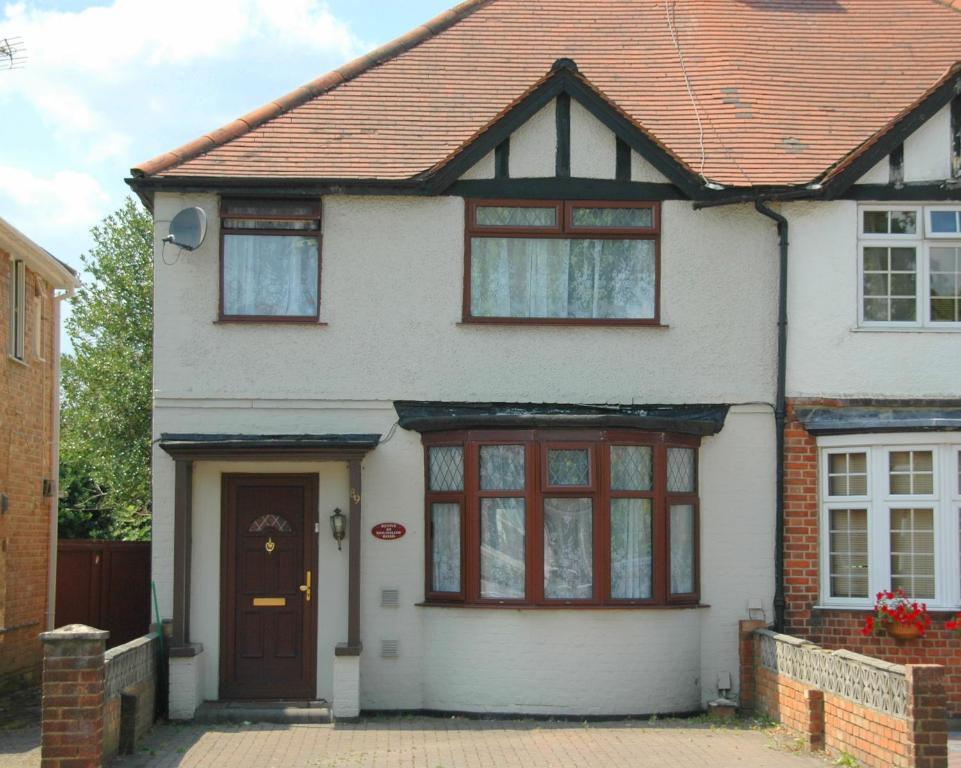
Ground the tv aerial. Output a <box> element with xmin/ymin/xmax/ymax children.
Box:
<box><xmin>163</xmin><ymin>207</ymin><xmax>207</xmax><ymax>251</ymax></box>
<box><xmin>0</xmin><ymin>37</ymin><xmax>27</xmax><ymax>71</ymax></box>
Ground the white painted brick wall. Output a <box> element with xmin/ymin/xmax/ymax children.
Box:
<box><xmin>333</xmin><ymin>655</ymin><xmax>360</xmax><ymax>719</ymax></box>
<box><xmin>168</xmin><ymin>652</ymin><xmax>205</xmax><ymax>721</ymax></box>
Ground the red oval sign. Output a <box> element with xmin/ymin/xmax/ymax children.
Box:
<box><xmin>371</xmin><ymin>522</ymin><xmax>406</xmax><ymax>541</ymax></box>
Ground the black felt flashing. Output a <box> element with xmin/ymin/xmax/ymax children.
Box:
<box><xmin>795</xmin><ymin>407</ymin><xmax>961</xmax><ymax>435</ymax></box>
<box><xmin>393</xmin><ymin>402</ymin><xmax>729</xmax><ymax>436</ymax></box>
<box><xmin>159</xmin><ymin>433</ymin><xmax>382</xmax><ymax>450</ymax></box>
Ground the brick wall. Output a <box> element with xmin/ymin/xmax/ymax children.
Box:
<box><xmin>40</xmin><ymin>625</ymin><xmax>158</xmax><ymax>767</ymax></box>
<box><xmin>783</xmin><ymin>399</ymin><xmax>961</xmax><ymax>719</ymax></box>
<box><xmin>741</xmin><ymin>623</ymin><xmax>947</xmax><ymax>768</ymax></box>
<box><xmin>0</xmin><ymin>254</ymin><xmax>58</xmax><ymax>690</ymax></box>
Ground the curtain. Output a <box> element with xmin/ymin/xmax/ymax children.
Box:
<box><xmin>431</xmin><ymin>503</ymin><xmax>461</xmax><ymax>593</ymax></box>
<box><xmin>480</xmin><ymin>498</ymin><xmax>526</xmax><ymax>598</ymax></box>
<box><xmin>670</xmin><ymin>504</ymin><xmax>694</xmax><ymax>594</ymax></box>
<box><xmin>543</xmin><ymin>498</ymin><xmax>593</xmax><ymax>599</ymax></box>
<box><xmin>470</xmin><ymin>237</ymin><xmax>655</xmax><ymax>319</ymax></box>
<box><xmin>223</xmin><ymin>234</ymin><xmax>318</xmax><ymax>316</ymax></box>
<box><xmin>610</xmin><ymin>499</ymin><xmax>652</xmax><ymax>599</ymax></box>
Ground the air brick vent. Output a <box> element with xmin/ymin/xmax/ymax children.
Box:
<box><xmin>381</xmin><ymin>588</ymin><xmax>400</xmax><ymax>607</ymax></box>
<box><xmin>381</xmin><ymin>639</ymin><xmax>399</xmax><ymax>659</ymax></box>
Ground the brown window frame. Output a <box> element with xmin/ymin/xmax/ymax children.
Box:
<box><xmin>463</xmin><ymin>199</ymin><xmax>661</xmax><ymax>326</ymax></box>
<box><xmin>218</xmin><ymin>198</ymin><xmax>323</xmax><ymax>324</ymax></box>
<box><xmin>423</xmin><ymin>428</ymin><xmax>699</xmax><ymax>608</ymax></box>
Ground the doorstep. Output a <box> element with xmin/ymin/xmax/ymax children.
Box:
<box><xmin>193</xmin><ymin>700</ymin><xmax>332</xmax><ymax>724</ymax></box>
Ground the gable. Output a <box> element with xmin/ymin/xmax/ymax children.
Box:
<box><xmin>453</xmin><ymin>80</ymin><xmax>682</xmax><ymax>189</ymax></box>
<box><xmin>853</xmin><ymin>102</ymin><xmax>957</xmax><ymax>186</ymax></box>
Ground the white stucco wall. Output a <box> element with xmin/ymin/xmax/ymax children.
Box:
<box><xmin>152</xmin><ymin>193</ymin><xmax>777</xmax><ymax>405</ymax></box>
<box><xmin>904</xmin><ymin>103</ymin><xmax>952</xmax><ymax>182</ymax></box>
<box><xmin>570</xmin><ymin>99</ymin><xmax>615</xmax><ymax>179</ymax></box>
<box><xmin>460</xmin><ymin>149</ymin><xmax>495</xmax><ymax>180</ymax></box>
<box><xmin>152</xmin><ymin>185</ymin><xmax>780</xmax><ymax>714</ymax></box>
<box><xmin>631</xmin><ymin>151</ymin><xmax>671</xmax><ymax>184</ymax></box>
<box><xmin>509</xmin><ymin>98</ymin><xmax>555</xmax><ymax>177</ymax></box>
<box><xmin>856</xmin><ymin>157</ymin><xmax>889</xmax><ymax>185</ymax></box>
<box><xmin>785</xmin><ymin>200</ymin><xmax>961</xmax><ymax>398</ymax></box>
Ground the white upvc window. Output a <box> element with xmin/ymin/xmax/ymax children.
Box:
<box><xmin>9</xmin><ymin>258</ymin><xmax>25</xmax><ymax>360</ymax></box>
<box><xmin>820</xmin><ymin>434</ymin><xmax>961</xmax><ymax>609</ymax></box>
<box><xmin>858</xmin><ymin>205</ymin><xmax>961</xmax><ymax>329</ymax></box>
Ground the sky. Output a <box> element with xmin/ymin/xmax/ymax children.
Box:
<box><xmin>0</xmin><ymin>0</ymin><xmax>453</xmax><ymax>348</ymax></box>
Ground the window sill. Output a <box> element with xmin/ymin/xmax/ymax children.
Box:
<box><xmin>850</xmin><ymin>325</ymin><xmax>961</xmax><ymax>334</ymax></box>
<box><xmin>214</xmin><ymin>319</ymin><xmax>328</xmax><ymax>326</ymax></box>
<box><xmin>813</xmin><ymin>604</ymin><xmax>959</xmax><ymax>616</ymax></box>
<box><xmin>7</xmin><ymin>354</ymin><xmax>27</xmax><ymax>367</ymax></box>
<box><xmin>457</xmin><ymin>320</ymin><xmax>670</xmax><ymax>329</ymax></box>
<box><xmin>417</xmin><ymin>601</ymin><xmax>709</xmax><ymax>610</ymax></box>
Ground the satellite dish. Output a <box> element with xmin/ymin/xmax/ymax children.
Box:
<box><xmin>164</xmin><ymin>207</ymin><xmax>207</xmax><ymax>251</ymax></box>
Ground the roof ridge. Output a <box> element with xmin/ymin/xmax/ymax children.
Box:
<box><xmin>132</xmin><ymin>0</ymin><xmax>497</xmax><ymax>178</ymax></box>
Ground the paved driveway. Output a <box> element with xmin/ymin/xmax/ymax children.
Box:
<box><xmin>109</xmin><ymin>718</ymin><xmax>827</xmax><ymax>768</ymax></box>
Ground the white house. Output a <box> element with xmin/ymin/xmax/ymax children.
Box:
<box><xmin>127</xmin><ymin>0</ymin><xmax>961</xmax><ymax>720</ymax></box>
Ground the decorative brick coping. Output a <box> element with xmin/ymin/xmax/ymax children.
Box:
<box><xmin>740</xmin><ymin>621</ymin><xmax>947</xmax><ymax>768</ymax></box>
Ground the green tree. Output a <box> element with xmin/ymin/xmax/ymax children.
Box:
<box><xmin>60</xmin><ymin>197</ymin><xmax>153</xmax><ymax>540</ymax></box>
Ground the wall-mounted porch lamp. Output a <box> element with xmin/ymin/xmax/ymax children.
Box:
<box><xmin>330</xmin><ymin>508</ymin><xmax>347</xmax><ymax>550</ymax></box>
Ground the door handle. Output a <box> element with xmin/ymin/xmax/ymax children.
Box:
<box><xmin>299</xmin><ymin>570</ymin><xmax>312</xmax><ymax>602</ymax></box>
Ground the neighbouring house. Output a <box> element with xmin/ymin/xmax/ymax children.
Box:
<box><xmin>0</xmin><ymin>217</ymin><xmax>77</xmax><ymax>689</ymax></box>
<box><xmin>126</xmin><ymin>0</ymin><xmax>961</xmax><ymax>720</ymax></box>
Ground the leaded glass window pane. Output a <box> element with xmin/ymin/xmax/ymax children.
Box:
<box><xmin>475</xmin><ymin>206</ymin><xmax>557</xmax><ymax>227</ymax></box>
<box><xmin>829</xmin><ymin>508</ymin><xmax>869</xmax><ymax>598</ymax></box>
<box><xmin>429</xmin><ymin>446</ymin><xmax>464</xmax><ymax>492</ymax></box>
<box><xmin>610</xmin><ymin>498</ymin><xmax>652</xmax><ymax>599</ymax></box>
<box><xmin>431</xmin><ymin>503</ymin><xmax>461</xmax><ymax>593</ymax></box>
<box><xmin>610</xmin><ymin>446</ymin><xmax>652</xmax><ymax>491</ymax></box>
<box><xmin>480</xmin><ymin>445</ymin><xmax>525</xmax><ymax>490</ymax></box>
<box><xmin>470</xmin><ymin>237</ymin><xmax>656</xmax><ymax>319</ymax></box>
<box><xmin>828</xmin><ymin>452</ymin><xmax>868</xmax><ymax>496</ymax></box>
<box><xmin>571</xmin><ymin>207</ymin><xmax>653</xmax><ymax>229</ymax></box>
<box><xmin>480</xmin><ymin>498</ymin><xmax>525</xmax><ymax>598</ymax></box>
<box><xmin>890</xmin><ymin>508</ymin><xmax>935</xmax><ymax>599</ymax></box>
<box><xmin>543</xmin><ymin>498</ymin><xmax>593</xmax><ymax>599</ymax></box>
<box><xmin>667</xmin><ymin>448</ymin><xmax>695</xmax><ymax>493</ymax></box>
<box><xmin>889</xmin><ymin>451</ymin><xmax>934</xmax><ymax>495</ymax></box>
<box><xmin>547</xmin><ymin>449</ymin><xmax>590</xmax><ymax>486</ymax></box>
<box><xmin>670</xmin><ymin>504</ymin><xmax>695</xmax><ymax>594</ymax></box>
<box><xmin>248</xmin><ymin>514</ymin><xmax>292</xmax><ymax>534</ymax></box>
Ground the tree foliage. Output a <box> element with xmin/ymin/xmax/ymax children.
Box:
<box><xmin>59</xmin><ymin>198</ymin><xmax>153</xmax><ymax>540</ymax></box>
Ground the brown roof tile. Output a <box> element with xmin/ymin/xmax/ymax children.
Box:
<box><xmin>133</xmin><ymin>0</ymin><xmax>961</xmax><ymax>188</ymax></box>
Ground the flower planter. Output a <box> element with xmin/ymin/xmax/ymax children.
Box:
<box><xmin>885</xmin><ymin>622</ymin><xmax>922</xmax><ymax>641</ymax></box>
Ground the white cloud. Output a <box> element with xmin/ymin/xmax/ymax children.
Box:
<box><xmin>0</xmin><ymin>164</ymin><xmax>111</xmax><ymax>234</ymax></box>
<box><xmin>0</xmin><ymin>0</ymin><xmax>365</xmax><ymax>161</ymax></box>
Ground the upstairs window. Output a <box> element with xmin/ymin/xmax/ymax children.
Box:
<box><xmin>858</xmin><ymin>205</ymin><xmax>961</xmax><ymax>328</ymax></box>
<box><xmin>423</xmin><ymin>429</ymin><xmax>699</xmax><ymax>607</ymax></box>
<box><xmin>465</xmin><ymin>200</ymin><xmax>660</xmax><ymax>325</ymax></box>
<box><xmin>9</xmin><ymin>259</ymin><xmax>25</xmax><ymax>360</ymax></box>
<box><xmin>220</xmin><ymin>199</ymin><xmax>321</xmax><ymax>322</ymax></box>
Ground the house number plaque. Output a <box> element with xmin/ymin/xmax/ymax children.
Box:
<box><xmin>371</xmin><ymin>522</ymin><xmax>406</xmax><ymax>541</ymax></box>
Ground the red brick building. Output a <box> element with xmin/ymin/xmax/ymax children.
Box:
<box><xmin>0</xmin><ymin>217</ymin><xmax>77</xmax><ymax>689</ymax></box>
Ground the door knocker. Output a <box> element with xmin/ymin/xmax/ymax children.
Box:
<box><xmin>265</xmin><ymin>536</ymin><xmax>276</xmax><ymax>554</ymax></box>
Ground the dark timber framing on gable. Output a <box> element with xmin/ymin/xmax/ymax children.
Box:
<box><xmin>952</xmin><ymin>94</ymin><xmax>961</xmax><ymax>178</ymax></box>
<box><xmin>555</xmin><ymin>92</ymin><xmax>571</xmax><ymax>178</ymax></box>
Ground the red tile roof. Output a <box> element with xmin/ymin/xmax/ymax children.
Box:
<box><xmin>133</xmin><ymin>0</ymin><xmax>961</xmax><ymax>189</ymax></box>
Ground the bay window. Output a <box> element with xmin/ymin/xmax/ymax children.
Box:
<box><xmin>858</xmin><ymin>205</ymin><xmax>961</xmax><ymax>327</ymax></box>
<box><xmin>423</xmin><ymin>429</ymin><xmax>699</xmax><ymax>607</ymax></box>
<box><xmin>820</xmin><ymin>435</ymin><xmax>961</xmax><ymax>608</ymax></box>
<box><xmin>220</xmin><ymin>199</ymin><xmax>321</xmax><ymax>321</ymax></box>
<box><xmin>465</xmin><ymin>200</ymin><xmax>660</xmax><ymax>325</ymax></box>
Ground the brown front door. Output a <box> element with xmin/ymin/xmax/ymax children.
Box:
<box><xmin>221</xmin><ymin>475</ymin><xmax>317</xmax><ymax>699</ymax></box>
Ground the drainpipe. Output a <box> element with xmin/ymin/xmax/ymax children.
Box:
<box><xmin>754</xmin><ymin>200</ymin><xmax>788</xmax><ymax>633</ymax></box>
<box><xmin>46</xmin><ymin>288</ymin><xmax>73</xmax><ymax>630</ymax></box>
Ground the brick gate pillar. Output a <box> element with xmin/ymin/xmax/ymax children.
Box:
<box><xmin>39</xmin><ymin>624</ymin><xmax>109</xmax><ymax>768</ymax></box>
